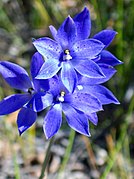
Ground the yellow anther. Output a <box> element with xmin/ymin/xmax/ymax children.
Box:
<box><xmin>63</xmin><ymin>49</ymin><xmax>72</xmax><ymax>61</ymax></box>
<box><xmin>64</xmin><ymin>49</ymin><xmax>70</xmax><ymax>55</ymax></box>
<box><xmin>60</xmin><ymin>91</ymin><xmax>65</xmax><ymax>96</ymax></box>
<box><xmin>57</xmin><ymin>91</ymin><xmax>65</xmax><ymax>102</ymax></box>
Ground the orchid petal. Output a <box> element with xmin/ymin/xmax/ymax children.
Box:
<box><xmin>66</xmin><ymin>92</ymin><xmax>103</xmax><ymax>115</ymax></box>
<box><xmin>93</xmin><ymin>30</ymin><xmax>117</xmax><ymax>48</ymax></box>
<box><xmin>0</xmin><ymin>94</ymin><xmax>31</xmax><ymax>115</ymax></box>
<box><xmin>97</xmin><ymin>64</ymin><xmax>117</xmax><ymax>83</ymax></box>
<box><xmin>36</xmin><ymin>58</ymin><xmax>61</xmax><ymax>79</ymax></box>
<box><xmin>78</xmin><ymin>64</ymin><xmax>116</xmax><ymax>85</ymax></box>
<box><xmin>33</xmin><ymin>79</ymin><xmax>50</xmax><ymax>92</ymax></box>
<box><xmin>61</xmin><ymin>62</ymin><xmax>77</xmax><ymax>92</ymax></box>
<box><xmin>17</xmin><ymin>107</ymin><xmax>37</xmax><ymax>135</ymax></box>
<box><xmin>87</xmin><ymin>113</ymin><xmax>98</xmax><ymax>125</ymax></box>
<box><xmin>31</xmin><ymin>52</ymin><xmax>49</xmax><ymax>91</ymax></box>
<box><xmin>74</xmin><ymin>7</ymin><xmax>91</xmax><ymax>40</ymax></box>
<box><xmin>49</xmin><ymin>25</ymin><xmax>58</xmax><ymax>41</ymax></box>
<box><xmin>56</xmin><ymin>16</ymin><xmax>76</xmax><ymax>49</ymax></box>
<box><xmin>48</xmin><ymin>76</ymin><xmax>61</xmax><ymax>96</ymax></box>
<box><xmin>81</xmin><ymin>85</ymin><xmax>120</xmax><ymax>105</ymax></box>
<box><xmin>33</xmin><ymin>37</ymin><xmax>62</xmax><ymax>60</ymax></box>
<box><xmin>73</xmin><ymin>58</ymin><xmax>105</xmax><ymax>78</ymax></box>
<box><xmin>0</xmin><ymin>61</ymin><xmax>32</xmax><ymax>91</ymax></box>
<box><xmin>99</xmin><ymin>50</ymin><xmax>123</xmax><ymax>66</ymax></box>
<box><xmin>72</xmin><ymin>39</ymin><xmax>105</xmax><ymax>59</ymax></box>
<box><xmin>30</xmin><ymin>52</ymin><xmax>44</xmax><ymax>79</ymax></box>
<box><xmin>62</xmin><ymin>103</ymin><xmax>90</xmax><ymax>136</ymax></box>
<box><xmin>43</xmin><ymin>103</ymin><xmax>62</xmax><ymax>139</ymax></box>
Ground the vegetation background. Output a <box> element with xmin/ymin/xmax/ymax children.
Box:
<box><xmin>0</xmin><ymin>0</ymin><xmax>134</xmax><ymax>178</ymax></box>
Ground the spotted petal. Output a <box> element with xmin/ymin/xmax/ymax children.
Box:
<box><xmin>33</xmin><ymin>37</ymin><xmax>62</xmax><ymax>60</ymax></box>
<box><xmin>17</xmin><ymin>107</ymin><xmax>37</xmax><ymax>135</ymax></box>
<box><xmin>93</xmin><ymin>30</ymin><xmax>117</xmax><ymax>48</ymax></box>
<box><xmin>36</xmin><ymin>58</ymin><xmax>61</xmax><ymax>79</ymax></box>
<box><xmin>72</xmin><ymin>39</ymin><xmax>105</xmax><ymax>59</ymax></box>
<box><xmin>0</xmin><ymin>94</ymin><xmax>31</xmax><ymax>115</ymax></box>
<box><xmin>74</xmin><ymin>7</ymin><xmax>91</xmax><ymax>40</ymax></box>
<box><xmin>0</xmin><ymin>61</ymin><xmax>32</xmax><ymax>91</ymax></box>
<box><xmin>66</xmin><ymin>92</ymin><xmax>103</xmax><ymax>115</ymax></box>
<box><xmin>73</xmin><ymin>58</ymin><xmax>105</xmax><ymax>78</ymax></box>
<box><xmin>49</xmin><ymin>75</ymin><xmax>68</xmax><ymax>97</ymax></box>
<box><xmin>61</xmin><ymin>62</ymin><xmax>77</xmax><ymax>92</ymax></box>
<box><xmin>48</xmin><ymin>76</ymin><xmax>61</xmax><ymax>96</ymax></box>
<box><xmin>62</xmin><ymin>103</ymin><xmax>90</xmax><ymax>136</ymax></box>
<box><xmin>43</xmin><ymin>103</ymin><xmax>62</xmax><ymax>139</ymax></box>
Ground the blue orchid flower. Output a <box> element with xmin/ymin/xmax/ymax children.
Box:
<box><xmin>42</xmin><ymin>74</ymin><xmax>119</xmax><ymax>139</ymax></box>
<box><xmin>42</xmin><ymin>75</ymin><xmax>104</xmax><ymax>139</ymax></box>
<box><xmin>49</xmin><ymin>7</ymin><xmax>123</xmax><ymax>83</ymax></box>
<box><xmin>33</xmin><ymin>9</ymin><xmax>106</xmax><ymax>93</ymax></box>
<box><xmin>0</xmin><ymin>52</ymin><xmax>53</xmax><ymax>135</ymax></box>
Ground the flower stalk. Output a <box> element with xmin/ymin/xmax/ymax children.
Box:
<box><xmin>39</xmin><ymin>137</ymin><xmax>55</xmax><ymax>179</ymax></box>
<box><xmin>57</xmin><ymin>129</ymin><xmax>75</xmax><ymax>178</ymax></box>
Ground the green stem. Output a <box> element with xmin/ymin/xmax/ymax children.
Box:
<box><xmin>57</xmin><ymin>129</ymin><xmax>76</xmax><ymax>178</ymax></box>
<box><xmin>39</xmin><ymin>137</ymin><xmax>54</xmax><ymax>179</ymax></box>
<box><xmin>13</xmin><ymin>151</ymin><xmax>21</xmax><ymax>179</ymax></box>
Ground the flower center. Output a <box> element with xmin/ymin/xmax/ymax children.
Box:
<box><xmin>63</xmin><ymin>49</ymin><xmax>72</xmax><ymax>61</ymax></box>
<box><xmin>57</xmin><ymin>91</ymin><xmax>65</xmax><ymax>102</ymax></box>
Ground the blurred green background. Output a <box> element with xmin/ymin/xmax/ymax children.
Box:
<box><xmin>0</xmin><ymin>0</ymin><xmax>134</xmax><ymax>178</ymax></box>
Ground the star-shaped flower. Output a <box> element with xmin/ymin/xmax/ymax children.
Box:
<box><xmin>0</xmin><ymin>52</ymin><xmax>53</xmax><ymax>134</ymax></box>
<box><xmin>49</xmin><ymin>7</ymin><xmax>123</xmax><ymax>83</ymax></box>
<box><xmin>43</xmin><ymin>75</ymin><xmax>105</xmax><ymax>139</ymax></box>
<box><xmin>42</xmin><ymin>69</ymin><xmax>120</xmax><ymax>139</ymax></box>
<box><xmin>33</xmin><ymin>10</ymin><xmax>106</xmax><ymax>93</ymax></box>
